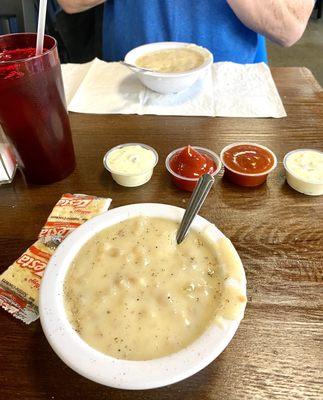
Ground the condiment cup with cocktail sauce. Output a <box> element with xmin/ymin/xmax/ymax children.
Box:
<box><xmin>165</xmin><ymin>146</ymin><xmax>222</xmax><ymax>191</ymax></box>
<box><xmin>220</xmin><ymin>142</ymin><xmax>277</xmax><ymax>187</ymax></box>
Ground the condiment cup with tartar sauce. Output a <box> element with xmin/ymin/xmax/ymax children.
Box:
<box><xmin>103</xmin><ymin>143</ymin><xmax>158</xmax><ymax>187</ymax></box>
<box><xmin>283</xmin><ymin>149</ymin><xmax>323</xmax><ymax>196</ymax></box>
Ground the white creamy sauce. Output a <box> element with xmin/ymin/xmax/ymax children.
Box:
<box><xmin>286</xmin><ymin>150</ymin><xmax>323</xmax><ymax>183</ymax></box>
<box><xmin>64</xmin><ymin>217</ymin><xmax>246</xmax><ymax>361</ymax></box>
<box><xmin>136</xmin><ymin>47</ymin><xmax>206</xmax><ymax>73</ymax></box>
<box><xmin>106</xmin><ymin>145</ymin><xmax>156</xmax><ymax>175</ymax></box>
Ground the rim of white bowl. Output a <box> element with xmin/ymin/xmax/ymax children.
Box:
<box><xmin>220</xmin><ymin>142</ymin><xmax>278</xmax><ymax>177</ymax></box>
<box><xmin>103</xmin><ymin>143</ymin><xmax>159</xmax><ymax>176</ymax></box>
<box><xmin>283</xmin><ymin>148</ymin><xmax>323</xmax><ymax>185</ymax></box>
<box><xmin>124</xmin><ymin>42</ymin><xmax>213</xmax><ymax>78</ymax></box>
<box><xmin>39</xmin><ymin>203</ymin><xmax>246</xmax><ymax>390</ymax></box>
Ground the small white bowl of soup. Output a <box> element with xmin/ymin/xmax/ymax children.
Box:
<box><xmin>124</xmin><ymin>42</ymin><xmax>213</xmax><ymax>94</ymax></box>
<box><xmin>39</xmin><ymin>204</ymin><xmax>247</xmax><ymax>390</ymax></box>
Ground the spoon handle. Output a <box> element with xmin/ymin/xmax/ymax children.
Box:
<box><xmin>120</xmin><ymin>61</ymin><xmax>153</xmax><ymax>73</ymax></box>
<box><xmin>176</xmin><ymin>173</ymin><xmax>215</xmax><ymax>245</ymax></box>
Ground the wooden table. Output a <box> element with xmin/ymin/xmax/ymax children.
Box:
<box><xmin>1</xmin><ymin>67</ymin><xmax>322</xmax><ymax>400</ymax></box>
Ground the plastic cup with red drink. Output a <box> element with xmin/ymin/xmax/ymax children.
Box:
<box><xmin>0</xmin><ymin>33</ymin><xmax>75</xmax><ymax>184</ymax></box>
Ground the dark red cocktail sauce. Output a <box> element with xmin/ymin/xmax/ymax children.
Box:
<box><xmin>221</xmin><ymin>143</ymin><xmax>276</xmax><ymax>187</ymax></box>
<box><xmin>167</xmin><ymin>145</ymin><xmax>218</xmax><ymax>191</ymax></box>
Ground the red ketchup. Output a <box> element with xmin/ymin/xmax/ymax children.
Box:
<box><xmin>167</xmin><ymin>145</ymin><xmax>217</xmax><ymax>191</ymax></box>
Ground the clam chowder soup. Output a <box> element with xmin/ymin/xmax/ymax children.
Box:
<box><xmin>136</xmin><ymin>48</ymin><xmax>205</xmax><ymax>73</ymax></box>
<box><xmin>64</xmin><ymin>217</ymin><xmax>246</xmax><ymax>361</ymax></box>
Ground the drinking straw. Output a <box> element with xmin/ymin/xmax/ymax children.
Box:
<box><xmin>35</xmin><ymin>0</ymin><xmax>48</xmax><ymax>56</ymax></box>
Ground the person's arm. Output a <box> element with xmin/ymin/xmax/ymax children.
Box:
<box><xmin>226</xmin><ymin>0</ymin><xmax>315</xmax><ymax>47</ymax></box>
<box><xmin>57</xmin><ymin>0</ymin><xmax>105</xmax><ymax>14</ymax></box>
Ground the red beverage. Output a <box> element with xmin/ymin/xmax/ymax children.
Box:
<box><xmin>0</xmin><ymin>34</ymin><xmax>75</xmax><ymax>184</ymax></box>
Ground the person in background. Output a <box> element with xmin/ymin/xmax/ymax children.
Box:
<box><xmin>56</xmin><ymin>0</ymin><xmax>314</xmax><ymax>64</ymax></box>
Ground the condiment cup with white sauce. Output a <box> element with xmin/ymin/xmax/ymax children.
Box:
<box><xmin>283</xmin><ymin>149</ymin><xmax>323</xmax><ymax>196</ymax></box>
<box><xmin>103</xmin><ymin>143</ymin><xmax>158</xmax><ymax>187</ymax></box>
<box><xmin>124</xmin><ymin>42</ymin><xmax>213</xmax><ymax>94</ymax></box>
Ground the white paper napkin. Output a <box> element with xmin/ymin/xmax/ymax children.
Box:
<box><xmin>212</xmin><ymin>62</ymin><xmax>286</xmax><ymax>118</ymax></box>
<box><xmin>61</xmin><ymin>58</ymin><xmax>286</xmax><ymax>118</ymax></box>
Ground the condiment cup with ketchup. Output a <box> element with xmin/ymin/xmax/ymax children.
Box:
<box><xmin>220</xmin><ymin>142</ymin><xmax>277</xmax><ymax>187</ymax></box>
<box><xmin>166</xmin><ymin>145</ymin><xmax>222</xmax><ymax>191</ymax></box>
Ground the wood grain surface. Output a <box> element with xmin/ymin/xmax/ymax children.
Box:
<box><xmin>1</xmin><ymin>67</ymin><xmax>322</xmax><ymax>400</ymax></box>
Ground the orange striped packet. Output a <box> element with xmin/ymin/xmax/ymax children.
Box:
<box><xmin>0</xmin><ymin>193</ymin><xmax>111</xmax><ymax>324</ymax></box>
<box><xmin>38</xmin><ymin>193</ymin><xmax>112</xmax><ymax>241</ymax></box>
